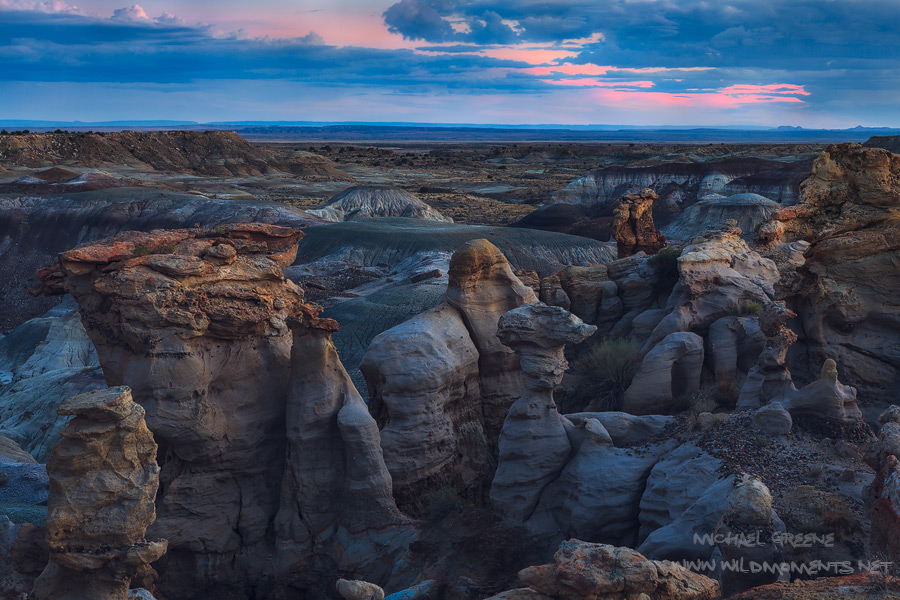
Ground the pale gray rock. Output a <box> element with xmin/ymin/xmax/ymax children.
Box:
<box><xmin>662</xmin><ymin>193</ymin><xmax>780</xmax><ymax>241</ymax></box>
<box><xmin>360</xmin><ymin>303</ymin><xmax>489</xmax><ymax>499</ymax></box>
<box><xmin>0</xmin><ymin>436</ymin><xmax>36</xmax><ymax>465</ymax></box>
<box><xmin>564</xmin><ymin>412</ymin><xmax>674</xmax><ymax>446</ymax></box>
<box><xmin>638</xmin><ymin>444</ymin><xmax>723</xmax><ymax>539</ymax></box>
<box><xmin>276</xmin><ymin>322</ymin><xmax>411</xmax><ymax>574</ymax></box>
<box><xmin>638</xmin><ymin>475</ymin><xmax>738</xmax><ymax>561</ymax></box>
<box><xmin>529</xmin><ymin>437</ymin><xmax>668</xmax><ymax>546</ymax></box>
<box><xmin>624</xmin><ymin>332</ymin><xmax>705</xmax><ymax>415</ymax></box>
<box><xmin>309</xmin><ymin>185</ymin><xmax>452</xmax><ymax>223</ymax></box>
<box><xmin>753</xmin><ymin>401</ymin><xmax>792</xmax><ymax>435</ymax></box>
<box><xmin>706</xmin><ymin>316</ymin><xmax>764</xmax><ymax>390</ymax></box>
<box><xmin>491</xmin><ymin>303</ymin><xmax>595</xmax><ymax>523</ymax></box>
<box><xmin>0</xmin><ymin>305</ymin><xmax>103</xmax><ymax>462</ymax></box>
<box><xmin>641</xmin><ymin>228</ymin><xmax>778</xmax><ymax>355</ymax></box>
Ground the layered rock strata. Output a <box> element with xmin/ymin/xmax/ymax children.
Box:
<box><xmin>35</xmin><ymin>224</ymin><xmax>410</xmax><ymax>596</ymax></box>
<box><xmin>32</xmin><ymin>387</ymin><xmax>166</xmax><ymax>600</ymax></box>
<box><xmin>760</xmin><ymin>143</ymin><xmax>900</xmax><ymax>401</ymax></box>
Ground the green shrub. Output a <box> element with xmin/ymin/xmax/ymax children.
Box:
<box><xmin>565</xmin><ymin>337</ymin><xmax>640</xmax><ymax>413</ymax></box>
<box><xmin>162</xmin><ymin>244</ymin><xmax>176</xmax><ymax>254</ymax></box>
<box><xmin>741</xmin><ymin>299</ymin><xmax>764</xmax><ymax>315</ymax></box>
<box><xmin>132</xmin><ymin>245</ymin><xmax>151</xmax><ymax>257</ymax></box>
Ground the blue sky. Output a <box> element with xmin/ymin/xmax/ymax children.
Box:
<box><xmin>1</xmin><ymin>0</ymin><xmax>898</xmax><ymax>126</ymax></box>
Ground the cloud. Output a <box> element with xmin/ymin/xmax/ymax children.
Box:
<box><xmin>111</xmin><ymin>4</ymin><xmax>148</xmax><ymax>21</ymax></box>
<box><xmin>0</xmin><ymin>0</ymin><xmax>79</xmax><ymax>13</ymax></box>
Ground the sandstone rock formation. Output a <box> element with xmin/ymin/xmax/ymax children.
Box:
<box><xmin>308</xmin><ymin>185</ymin><xmax>452</xmax><ymax>223</ymax></box>
<box><xmin>640</xmin><ymin>225</ymin><xmax>778</xmax><ymax>355</ymax></box>
<box><xmin>486</xmin><ymin>539</ymin><xmax>719</xmax><ymax>600</ymax></box>
<box><xmin>759</xmin><ymin>143</ymin><xmax>900</xmax><ymax>402</ymax></box>
<box><xmin>737</xmin><ymin>301</ymin><xmax>798</xmax><ymax>409</ymax></box>
<box><xmin>611</xmin><ymin>188</ymin><xmax>666</xmax><ymax>257</ymax></box>
<box><xmin>361</xmin><ymin>303</ymin><xmax>490</xmax><ymax>504</ymax></box>
<box><xmin>490</xmin><ymin>303</ymin><xmax>596</xmax><ymax>522</ymax></box>
<box><xmin>446</xmin><ymin>239</ymin><xmax>539</xmax><ymax>441</ymax></box>
<box><xmin>715</xmin><ymin>476</ymin><xmax>781</xmax><ymax>596</ymax></box>
<box><xmin>35</xmin><ymin>224</ymin><xmax>411</xmax><ymax>597</ymax></box>
<box><xmin>360</xmin><ymin>239</ymin><xmax>536</xmax><ymax>504</ymax></box>
<box><xmin>32</xmin><ymin>386</ymin><xmax>166</xmax><ymax>600</ymax></box>
<box><xmin>275</xmin><ymin>316</ymin><xmax>413</xmax><ymax>576</ymax></box>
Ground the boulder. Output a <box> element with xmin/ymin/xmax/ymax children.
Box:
<box><xmin>624</xmin><ymin>332</ymin><xmax>704</xmax><ymax>415</ymax></box>
<box><xmin>753</xmin><ymin>402</ymin><xmax>792</xmax><ymax>435</ymax></box>
<box><xmin>502</xmin><ymin>539</ymin><xmax>719</xmax><ymax>600</ymax></box>
<box><xmin>715</xmin><ymin>476</ymin><xmax>779</xmax><ymax>596</ymax></box>
<box><xmin>32</xmin><ymin>387</ymin><xmax>167</xmax><ymax>600</ymax></box>
<box><xmin>336</xmin><ymin>578</ymin><xmax>386</xmax><ymax>600</ymax></box>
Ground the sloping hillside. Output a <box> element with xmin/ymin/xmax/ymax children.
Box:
<box><xmin>0</xmin><ymin>130</ymin><xmax>347</xmax><ymax>178</ymax></box>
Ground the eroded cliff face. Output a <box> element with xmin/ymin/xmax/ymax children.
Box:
<box><xmin>761</xmin><ymin>143</ymin><xmax>900</xmax><ymax>401</ymax></box>
<box><xmin>35</xmin><ymin>224</ymin><xmax>411</xmax><ymax>598</ymax></box>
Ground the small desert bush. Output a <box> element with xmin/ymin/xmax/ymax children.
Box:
<box><xmin>565</xmin><ymin>337</ymin><xmax>640</xmax><ymax>412</ymax></box>
<box><xmin>672</xmin><ymin>392</ymin><xmax>704</xmax><ymax>414</ymax></box>
<box><xmin>712</xmin><ymin>381</ymin><xmax>739</xmax><ymax>409</ymax></box>
<box><xmin>132</xmin><ymin>245</ymin><xmax>151</xmax><ymax>257</ymax></box>
<box><xmin>818</xmin><ymin>494</ymin><xmax>858</xmax><ymax>540</ymax></box>
<box><xmin>423</xmin><ymin>486</ymin><xmax>473</xmax><ymax>524</ymax></box>
<box><xmin>741</xmin><ymin>299</ymin><xmax>764</xmax><ymax>315</ymax></box>
<box><xmin>883</xmin><ymin>208</ymin><xmax>900</xmax><ymax>225</ymax></box>
<box><xmin>162</xmin><ymin>244</ymin><xmax>176</xmax><ymax>254</ymax></box>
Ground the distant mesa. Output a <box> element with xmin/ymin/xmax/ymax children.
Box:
<box><xmin>308</xmin><ymin>184</ymin><xmax>453</xmax><ymax>223</ymax></box>
<box><xmin>864</xmin><ymin>134</ymin><xmax>900</xmax><ymax>154</ymax></box>
<box><xmin>0</xmin><ymin>130</ymin><xmax>347</xmax><ymax>178</ymax></box>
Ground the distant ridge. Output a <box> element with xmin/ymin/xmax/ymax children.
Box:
<box><xmin>2</xmin><ymin>121</ymin><xmax>899</xmax><ymax>143</ymax></box>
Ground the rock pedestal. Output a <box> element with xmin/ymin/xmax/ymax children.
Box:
<box><xmin>490</xmin><ymin>303</ymin><xmax>595</xmax><ymax>522</ymax></box>
<box><xmin>611</xmin><ymin>188</ymin><xmax>666</xmax><ymax>257</ymax></box>
<box><xmin>32</xmin><ymin>386</ymin><xmax>166</xmax><ymax>600</ymax></box>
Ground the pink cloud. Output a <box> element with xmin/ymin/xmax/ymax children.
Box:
<box><xmin>542</xmin><ymin>78</ymin><xmax>655</xmax><ymax>88</ymax></box>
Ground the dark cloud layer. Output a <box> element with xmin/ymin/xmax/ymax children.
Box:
<box><xmin>0</xmin><ymin>9</ymin><xmax>528</xmax><ymax>87</ymax></box>
<box><xmin>382</xmin><ymin>0</ymin><xmax>900</xmax><ymax>71</ymax></box>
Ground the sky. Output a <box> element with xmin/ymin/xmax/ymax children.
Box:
<box><xmin>1</xmin><ymin>0</ymin><xmax>898</xmax><ymax>127</ymax></box>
